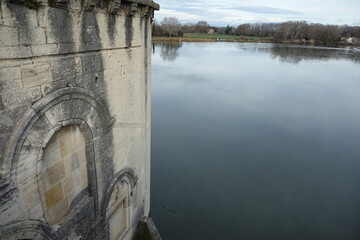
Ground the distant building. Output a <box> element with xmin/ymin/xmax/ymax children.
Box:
<box><xmin>346</xmin><ymin>37</ymin><xmax>359</xmax><ymax>43</ymax></box>
<box><xmin>208</xmin><ymin>29</ymin><xmax>215</xmax><ymax>34</ymax></box>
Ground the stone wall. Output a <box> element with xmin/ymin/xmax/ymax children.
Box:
<box><xmin>0</xmin><ymin>0</ymin><xmax>159</xmax><ymax>239</ymax></box>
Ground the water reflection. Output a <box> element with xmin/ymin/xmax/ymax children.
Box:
<box><xmin>151</xmin><ymin>42</ymin><xmax>360</xmax><ymax>240</ymax></box>
<box><xmin>267</xmin><ymin>45</ymin><xmax>360</xmax><ymax>64</ymax></box>
<box><xmin>153</xmin><ymin>42</ymin><xmax>183</xmax><ymax>62</ymax></box>
<box><xmin>153</xmin><ymin>42</ymin><xmax>360</xmax><ymax>64</ymax></box>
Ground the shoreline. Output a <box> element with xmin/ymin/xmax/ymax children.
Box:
<box><xmin>152</xmin><ymin>36</ymin><xmax>360</xmax><ymax>48</ymax></box>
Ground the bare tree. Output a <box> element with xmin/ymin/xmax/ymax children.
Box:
<box><xmin>194</xmin><ymin>21</ymin><xmax>210</xmax><ymax>33</ymax></box>
<box><xmin>161</xmin><ymin>17</ymin><xmax>182</xmax><ymax>37</ymax></box>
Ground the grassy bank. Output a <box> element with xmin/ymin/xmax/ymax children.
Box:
<box><xmin>152</xmin><ymin>34</ymin><xmax>360</xmax><ymax>47</ymax></box>
<box><xmin>153</xmin><ymin>34</ymin><xmax>272</xmax><ymax>43</ymax></box>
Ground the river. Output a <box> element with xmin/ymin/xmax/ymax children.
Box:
<box><xmin>150</xmin><ymin>42</ymin><xmax>360</xmax><ymax>240</ymax></box>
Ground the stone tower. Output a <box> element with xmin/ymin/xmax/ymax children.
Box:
<box><xmin>0</xmin><ymin>0</ymin><xmax>159</xmax><ymax>239</ymax></box>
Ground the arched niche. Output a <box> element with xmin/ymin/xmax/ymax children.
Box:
<box><xmin>0</xmin><ymin>87</ymin><xmax>113</xmax><ymax>223</ymax></box>
<box><xmin>0</xmin><ymin>220</ymin><xmax>58</xmax><ymax>240</ymax></box>
<box><xmin>102</xmin><ymin>168</ymin><xmax>137</xmax><ymax>240</ymax></box>
<box><xmin>39</xmin><ymin>125</ymin><xmax>89</xmax><ymax>225</ymax></box>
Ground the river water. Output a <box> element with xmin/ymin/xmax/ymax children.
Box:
<box><xmin>150</xmin><ymin>42</ymin><xmax>360</xmax><ymax>240</ymax></box>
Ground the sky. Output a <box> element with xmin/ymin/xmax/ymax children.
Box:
<box><xmin>154</xmin><ymin>0</ymin><xmax>360</xmax><ymax>26</ymax></box>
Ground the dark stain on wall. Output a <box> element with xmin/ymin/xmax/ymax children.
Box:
<box><xmin>80</xmin><ymin>10</ymin><xmax>115</xmax><ymax>191</ymax></box>
<box><xmin>48</xmin><ymin>7</ymin><xmax>75</xmax><ymax>53</ymax></box>
<box><xmin>107</xmin><ymin>14</ymin><xmax>116</xmax><ymax>46</ymax></box>
<box><xmin>125</xmin><ymin>16</ymin><xmax>133</xmax><ymax>47</ymax></box>
<box><xmin>7</xmin><ymin>3</ymin><xmax>31</xmax><ymax>46</ymax></box>
<box><xmin>0</xmin><ymin>95</ymin><xmax>4</xmax><ymax>111</ymax></box>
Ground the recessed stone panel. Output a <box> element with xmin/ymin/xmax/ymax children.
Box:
<box><xmin>40</xmin><ymin>125</ymin><xmax>89</xmax><ymax>225</ymax></box>
<box><xmin>45</xmin><ymin>182</ymin><xmax>64</xmax><ymax>209</ymax></box>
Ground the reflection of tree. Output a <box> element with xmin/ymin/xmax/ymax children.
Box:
<box><xmin>239</xmin><ymin>44</ymin><xmax>360</xmax><ymax>64</ymax></box>
<box><xmin>155</xmin><ymin>42</ymin><xmax>182</xmax><ymax>62</ymax></box>
<box><xmin>271</xmin><ymin>45</ymin><xmax>360</xmax><ymax>64</ymax></box>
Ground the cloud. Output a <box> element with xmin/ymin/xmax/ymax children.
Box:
<box><xmin>156</xmin><ymin>8</ymin><xmax>202</xmax><ymax>21</ymax></box>
<box><xmin>154</xmin><ymin>0</ymin><xmax>360</xmax><ymax>26</ymax></box>
<box><xmin>233</xmin><ymin>6</ymin><xmax>302</xmax><ymax>15</ymax></box>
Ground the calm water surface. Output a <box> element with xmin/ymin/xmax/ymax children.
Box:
<box><xmin>150</xmin><ymin>42</ymin><xmax>360</xmax><ymax>240</ymax></box>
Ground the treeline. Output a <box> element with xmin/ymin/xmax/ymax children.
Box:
<box><xmin>153</xmin><ymin>17</ymin><xmax>360</xmax><ymax>45</ymax></box>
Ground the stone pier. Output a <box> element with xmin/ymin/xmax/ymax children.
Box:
<box><xmin>0</xmin><ymin>0</ymin><xmax>159</xmax><ymax>239</ymax></box>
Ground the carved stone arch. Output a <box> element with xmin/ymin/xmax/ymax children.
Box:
<box><xmin>0</xmin><ymin>87</ymin><xmax>112</xmax><ymax>183</ymax></box>
<box><xmin>0</xmin><ymin>87</ymin><xmax>113</xmax><ymax>226</ymax></box>
<box><xmin>36</xmin><ymin>119</ymin><xmax>99</xmax><ymax>224</ymax></box>
<box><xmin>102</xmin><ymin>168</ymin><xmax>138</xmax><ymax>239</ymax></box>
<box><xmin>0</xmin><ymin>220</ymin><xmax>58</xmax><ymax>240</ymax></box>
<box><xmin>102</xmin><ymin>168</ymin><xmax>137</xmax><ymax>217</ymax></box>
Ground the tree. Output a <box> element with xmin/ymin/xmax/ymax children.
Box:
<box><xmin>161</xmin><ymin>17</ymin><xmax>182</xmax><ymax>37</ymax></box>
<box><xmin>225</xmin><ymin>24</ymin><xmax>234</xmax><ymax>35</ymax></box>
<box><xmin>194</xmin><ymin>21</ymin><xmax>210</xmax><ymax>33</ymax></box>
<box><xmin>235</xmin><ymin>24</ymin><xmax>251</xmax><ymax>36</ymax></box>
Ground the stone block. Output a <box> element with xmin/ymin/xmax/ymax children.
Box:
<box><xmin>16</xmin><ymin>153</ymin><xmax>39</xmax><ymax>181</ymax></box>
<box><xmin>0</xmin><ymin>203</ymin><xmax>20</xmax><ymax>226</ymax></box>
<box><xmin>31</xmin><ymin>44</ymin><xmax>59</xmax><ymax>57</ymax></box>
<box><xmin>0</xmin><ymin>46</ymin><xmax>31</xmax><ymax>60</ymax></box>
<box><xmin>21</xmin><ymin>63</ymin><xmax>52</xmax><ymax>88</ymax></box>
<box><xmin>52</xmin><ymin>57</ymin><xmax>82</xmax><ymax>81</ymax></box>
<box><xmin>30</xmin><ymin>27</ymin><xmax>47</xmax><ymax>45</ymax></box>
<box><xmin>0</xmin><ymin>79</ymin><xmax>23</xmax><ymax>93</ymax></box>
<box><xmin>19</xmin><ymin>176</ymin><xmax>40</xmax><ymax>210</ymax></box>
<box><xmin>72</xmin><ymin>126</ymin><xmax>86</xmax><ymax>148</ymax></box>
<box><xmin>71</xmin><ymin>152</ymin><xmax>80</xmax><ymax>170</ymax></box>
<box><xmin>42</xmin><ymin>135</ymin><xmax>61</xmax><ymax>169</ymax></box>
<box><xmin>1</xmin><ymin>86</ymin><xmax>42</xmax><ymax>109</ymax></box>
<box><xmin>42</xmin><ymin>161</ymin><xmax>65</xmax><ymax>191</ymax></box>
<box><xmin>46</xmin><ymin>196</ymin><xmax>69</xmax><ymax>224</ymax></box>
<box><xmin>0</xmin><ymin>67</ymin><xmax>21</xmax><ymax>81</ymax></box>
<box><xmin>64</xmin><ymin>154</ymin><xmax>76</xmax><ymax>176</ymax></box>
<box><xmin>58</xmin><ymin>43</ymin><xmax>77</xmax><ymax>54</ymax></box>
<box><xmin>28</xmin><ymin>202</ymin><xmax>44</xmax><ymax>219</ymax></box>
<box><xmin>41</xmin><ymin>78</ymin><xmax>68</xmax><ymax>96</ymax></box>
<box><xmin>59</xmin><ymin>133</ymin><xmax>73</xmax><ymax>158</ymax></box>
<box><xmin>81</xmin><ymin>53</ymin><xmax>104</xmax><ymax>74</ymax></box>
<box><xmin>0</xmin><ymin>26</ymin><xmax>19</xmax><ymax>46</ymax></box>
<box><xmin>79</xmin><ymin>165</ymin><xmax>88</xmax><ymax>188</ymax></box>
<box><xmin>63</xmin><ymin>175</ymin><xmax>74</xmax><ymax>196</ymax></box>
<box><xmin>45</xmin><ymin>182</ymin><xmax>64</xmax><ymax>209</ymax></box>
<box><xmin>73</xmin><ymin>168</ymin><xmax>81</xmax><ymax>187</ymax></box>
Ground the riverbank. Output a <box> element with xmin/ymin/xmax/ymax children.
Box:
<box><xmin>152</xmin><ymin>34</ymin><xmax>360</xmax><ymax>47</ymax></box>
<box><xmin>153</xmin><ymin>34</ymin><xmax>271</xmax><ymax>43</ymax></box>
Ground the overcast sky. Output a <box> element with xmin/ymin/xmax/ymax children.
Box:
<box><xmin>154</xmin><ymin>0</ymin><xmax>360</xmax><ymax>26</ymax></box>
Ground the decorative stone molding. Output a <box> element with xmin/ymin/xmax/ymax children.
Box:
<box><xmin>141</xmin><ymin>6</ymin><xmax>149</xmax><ymax>18</ymax></box>
<box><xmin>102</xmin><ymin>168</ymin><xmax>138</xmax><ymax>218</ymax></box>
<box><xmin>82</xmin><ymin>0</ymin><xmax>97</xmax><ymax>11</ymax></box>
<box><xmin>128</xmin><ymin>2</ymin><xmax>138</xmax><ymax>16</ymax></box>
<box><xmin>108</xmin><ymin>0</ymin><xmax>122</xmax><ymax>14</ymax></box>
<box><xmin>0</xmin><ymin>220</ymin><xmax>58</xmax><ymax>240</ymax></box>
<box><xmin>48</xmin><ymin>0</ymin><xmax>69</xmax><ymax>8</ymax></box>
<box><xmin>7</xmin><ymin>0</ymin><xmax>160</xmax><ymax>11</ymax></box>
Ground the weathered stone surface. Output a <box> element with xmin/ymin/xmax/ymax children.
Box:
<box><xmin>0</xmin><ymin>1</ymin><xmax>158</xmax><ymax>239</ymax></box>
<box><xmin>0</xmin><ymin>46</ymin><xmax>32</xmax><ymax>60</ymax></box>
<box><xmin>21</xmin><ymin>63</ymin><xmax>52</xmax><ymax>88</ymax></box>
<box><xmin>0</xmin><ymin>67</ymin><xmax>21</xmax><ymax>81</ymax></box>
<box><xmin>31</xmin><ymin>44</ymin><xmax>60</xmax><ymax>57</ymax></box>
<box><xmin>1</xmin><ymin>86</ymin><xmax>42</xmax><ymax>109</ymax></box>
<box><xmin>0</xmin><ymin>26</ymin><xmax>19</xmax><ymax>47</ymax></box>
